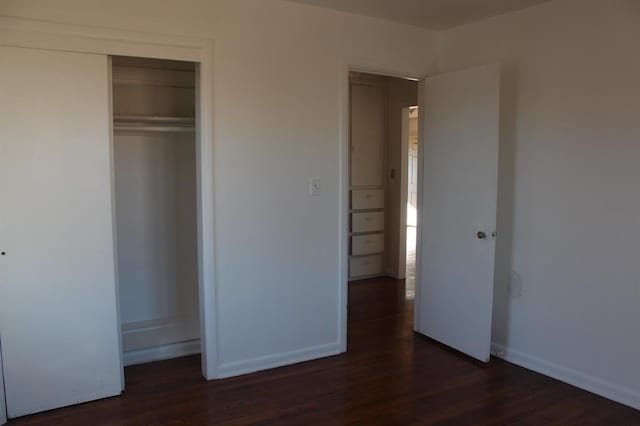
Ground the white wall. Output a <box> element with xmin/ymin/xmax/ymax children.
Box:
<box><xmin>437</xmin><ymin>0</ymin><xmax>640</xmax><ymax>408</ymax></box>
<box><xmin>0</xmin><ymin>0</ymin><xmax>437</xmax><ymax>376</ymax></box>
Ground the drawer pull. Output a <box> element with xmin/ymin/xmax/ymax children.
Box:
<box><xmin>365</xmin><ymin>239</ymin><xmax>372</xmax><ymax>244</ymax></box>
<box><xmin>363</xmin><ymin>261</ymin><xmax>369</xmax><ymax>265</ymax></box>
<box><xmin>365</xmin><ymin>194</ymin><xmax>372</xmax><ymax>199</ymax></box>
<box><xmin>365</xmin><ymin>217</ymin><xmax>371</xmax><ymax>222</ymax></box>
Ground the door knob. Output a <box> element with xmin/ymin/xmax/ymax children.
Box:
<box><xmin>476</xmin><ymin>231</ymin><xmax>487</xmax><ymax>240</ymax></box>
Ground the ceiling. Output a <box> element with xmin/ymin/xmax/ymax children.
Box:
<box><xmin>286</xmin><ymin>0</ymin><xmax>551</xmax><ymax>30</ymax></box>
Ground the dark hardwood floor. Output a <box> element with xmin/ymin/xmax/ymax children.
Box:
<box><xmin>10</xmin><ymin>277</ymin><xmax>640</xmax><ymax>425</ymax></box>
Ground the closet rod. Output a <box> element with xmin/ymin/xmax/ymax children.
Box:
<box><xmin>113</xmin><ymin>78</ymin><xmax>195</xmax><ymax>89</ymax></box>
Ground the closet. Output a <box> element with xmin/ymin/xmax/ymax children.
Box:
<box><xmin>111</xmin><ymin>57</ymin><xmax>200</xmax><ymax>367</ymax></box>
<box><xmin>0</xmin><ymin>39</ymin><xmax>207</xmax><ymax>421</ymax></box>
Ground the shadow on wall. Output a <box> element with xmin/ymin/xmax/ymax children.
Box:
<box><xmin>492</xmin><ymin>62</ymin><xmax>518</xmax><ymax>350</ymax></box>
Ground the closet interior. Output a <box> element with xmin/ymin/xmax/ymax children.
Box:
<box><xmin>111</xmin><ymin>56</ymin><xmax>200</xmax><ymax>368</ymax></box>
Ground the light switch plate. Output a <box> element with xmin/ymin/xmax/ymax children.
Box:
<box><xmin>309</xmin><ymin>178</ymin><xmax>320</xmax><ymax>196</ymax></box>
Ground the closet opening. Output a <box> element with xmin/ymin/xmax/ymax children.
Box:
<box><xmin>110</xmin><ymin>56</ymin><xmax>202</xmax><ymax>384</ymax></box>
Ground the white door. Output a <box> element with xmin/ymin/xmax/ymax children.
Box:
<box><xmin>0</xmin><ymin>46</ymin><xmax>122</xmax><ymax>418</ymax></box>
<box><xmin>416</xmin><ymin>64</ymin><xmax>500</xmax><ymax>362</ymax></box>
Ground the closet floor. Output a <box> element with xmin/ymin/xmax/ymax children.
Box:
<box><xmin>10</xmin><ymin>277</ymin><xmax>640</xmax><ymax>425</ymax></box>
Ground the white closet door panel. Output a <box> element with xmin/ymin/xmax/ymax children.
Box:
<box><xmin>350</xmin><ymin>84</ymin><xmax>385</xmax><ymax>187</ymax></box>
<box><xmin>0</xmin><ymin>46</ymin><xmax>121</xmax><ymax>418</ymax></box>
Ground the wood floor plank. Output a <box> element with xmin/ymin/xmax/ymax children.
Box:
<box><xmin>8</xmin><ymin>277</ymin><xmax>640</xmax><ymax>425</ymax></box>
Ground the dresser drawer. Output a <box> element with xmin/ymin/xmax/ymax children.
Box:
<box><xmin>351</xmin><ymin>233</ymin><xmax>384</xmax><ymax>256</ymax></box>
<box><xmin>351</xmin><ymin>212</ymin><xmax>384</xmax><ymax>233</ymax></box>
<box><xmin>349</xmin><ymin>255</ymin><xmax>382</xmax><ymax>277</ymax></box>
<box><xmin>351</xmin><ymin>189</ymin><xmax>384</xmax><ymax>210</ymax></box>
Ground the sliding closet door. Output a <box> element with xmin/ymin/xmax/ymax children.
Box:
<box><xmin>0</xmin><ymin>46</ymin><xmax>121</xmax><ymax>418</ymax></box>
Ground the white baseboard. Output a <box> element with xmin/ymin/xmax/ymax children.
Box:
<box><xmin>123</xmin><ymin>339</ymin><xmax>201</xmax><ymax>366</ymax></box>
<box><xmin>217</xmin><ymin>342</ymin><xmax>341</xmax><ymax>379</ymax></box>
<box><xmin>122</xmin><ymin>317</ymin><xmax>200</xmax><ymax>352</ymax></box>
<box><xmin>491</xmin><ymin>343</ymin><xmax>640</xmax><ymax>411</ymax></box>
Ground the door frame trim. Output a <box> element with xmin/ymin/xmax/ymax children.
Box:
<box><xmin>414</xmin><ymin>78</ymin><xmax>427</xmax><ymax>331</ymax></box>
<box><xmin>338</xmin><ymin>65</ymin><xmax>426</xmax><ymax>352</ymax></box>
<box><xmin>0</xmin><ymin>17</ymin><xmax>219</xmax><ymax>381</ymax></box>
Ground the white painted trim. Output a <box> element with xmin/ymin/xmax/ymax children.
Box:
<box><xmin>124</xmin><ymin>340</ymin><xmax>201</xmax><ymax>367</ymax></box>
<box><xmin>106</xmin><ymin>55</ymin><xmax>125</xmax><ymax>391</ymax></box>
<box><xmin>338</xmin><ymin>65</ymin><xmax>350</xmax><ymax>353</ymax></box>
<box><xmin>349</xmin><ymin>65</ymin><xmax>422</xmax><ymax>81</ymax></box>
<box><xmin>339</xmin><ymin>64</ymin><xmax>427</xmax><ymax>351</ymax></box>
<box><xmin>0</xmin><ymin>16</ymin><xmax>218</xmax><ymax>380</ymax></box>
<box><xmin>217</xmin><ymin>343</ymin><xmax>341</xmax><ymax>379</ymax></box>
<box><xmin>121</xmin><ymin>318</ymin><xmax>200</xmax><ymax>351</ymax></box>
<box><xmin>195</xmin><ymin>42</ymin><xmax>219</xmax><ymax>381</ymax></box>
<box><xmin>0</xmin><ymin>17</ymin><xmax>204</xmax><ymax>61</ymax></box>
<box><xmin>491</xmin><ymin>343</ymin><xmax>640</xmax><ymax>411</ymax></box>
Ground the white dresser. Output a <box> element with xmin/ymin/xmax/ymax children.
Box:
<box><xmin>349</xmin><ymin>189</ymin><xmax>385</xmax><ymax>279</ymax></box>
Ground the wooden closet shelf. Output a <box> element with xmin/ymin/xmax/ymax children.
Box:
<box><xmin>114</xmin><ymin>125</ymin><xmax>195</xmax><ymax>133</ymax></box>
<box><xmin>113</xmin><ymin>116</ymin><xmax>196</xmax><ymax>133</ymax></box>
